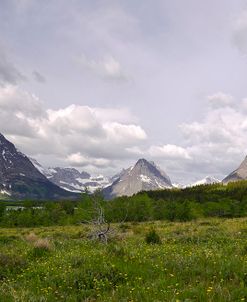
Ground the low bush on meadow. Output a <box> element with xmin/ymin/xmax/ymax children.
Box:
<box><xmin>145</xmin><ymin>229</ymin><xmax>162</xmax><ymax>245</ymax></box>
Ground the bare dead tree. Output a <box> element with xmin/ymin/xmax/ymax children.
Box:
<box><xmin>81</xmin><ymin>189</ymin><xmax>130</xmax><ymax>243</ymax></box>
<box><xmin>91</xmin><ymin>204</ymin><xmax>111</xmax><ymax>243</ymax></box>
<box><xmin>81</xmin><ymin>189</ymin><xmax>112</xmax><ymax>244</ymax></box>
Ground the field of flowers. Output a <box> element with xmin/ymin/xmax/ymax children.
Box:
<box><xmin>1</xmin><ymin>218</ymin><xmax>247</xmax><ymax>301</ymax></box>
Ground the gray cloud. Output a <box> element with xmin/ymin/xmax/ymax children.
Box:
<box><xmin>32</xmin><ymin>70</ymin><xmax>46</xmax><ymax>83</ymax></box>
<box><xmin>232</xmin><ymin>9</ymin><xmax>247</xmax><ymax>55</ymax></box>
<box><xmin>0</xmin><ymin>1</ymin><xmax>247</xmax><ymax>180</ymax></box>
<box><xmin>77</xmin><ymin>54</ymin><xmax>130</xmax><ymax>82</ymax></box>
<box><xmin>0</xmin><ymin>48</ymin><xmax>25</xmax><ymax>85</ymax></box>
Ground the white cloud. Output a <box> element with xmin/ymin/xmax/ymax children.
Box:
<box><xmin>2</xmin><ymin>83</ymin><xmax>247</xmax><ymax>182</ymax></box>
<box><xmin>0</xmin><ymin>85</ymin><xmax>146</xmax><ymax>170</ymax></box>
<box><xmin>0</xmin><ymin>85</ymin><xmax>45</xmax><ymax>137</ymax></box>
<box><xmin>67</xmin><ymin>153</ymin><xmax>110</xmax><ymax>168</ymax></box>
<box><xmin>173</xmin><ymin>96</ymin><xmax>247</xmax><ymax>179</ymax></box>
<box><xmin>0</xmin><ymin>85</ymin><xmax>45</xmax><ymax>118</ymax></box>
<box><xmin>139</xmin><ymin>93</ymin><xmax>247</xmax><ymax>182</ymax></box>
<box><xmin>103</xmin><ymin>122</ymin><xmax>146</xmax><ymax>144</ymax></box>
<box><xmin>148</xmin><ymin>144</ymin><xmax>191</xmax><ymax>159</ymax></box>
<box><xmin>207</xmin><ymin>92</ymin><xmax>234</xmax><ymax>108</ymax></box>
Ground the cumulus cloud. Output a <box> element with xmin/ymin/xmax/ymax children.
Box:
<box><xmin>0</xmin><ymin>85</ymin><xmax>146</xmax><ymax>170</ymax></box>
<box><xmin>140</xmin><ymin>93</ymin><xmax>247</xmax><ymax>182</ymax></box>
<box><xmin>0</xmin><ymin>85</ymin><xmax>45</xmax><ymax>137</ymax></box>
<box><xmin>67</xmin><ymin>153</ymin><xmax>110</xmax><ymax>168</ymax></box>
<box><xmin>207</xmin><ymin>92</ymin><xmax>234</xmax><ymax>108</ymax></box>
<box><xmin>0</xmin><ymin>85</ymin><xmax>45</xmax><ymax>118</ymax></box>
<box><xmin>2</xmin><ymin>83</ymin><xmax>247</xmax><ymax>182</ymax></box>
<box><xmin>148</xmin><ymin>144</ymin><xmax>191</xmax><ymax>160</ymax></box>
<box><xmin>173</xmin><ymin>95</ymin><xmax>247</xmax><ymax>180</ymax></box>
<box><xmin>78</xmin><ymin>54</ymin><xmax>129</xmax><ymax>81</ymax></box>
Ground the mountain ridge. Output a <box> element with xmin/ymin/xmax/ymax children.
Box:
<box><xmin>30</xmin><ymin>158</ymin><xmax>111</xmax><ymax>193</ymax></box>
<box><xmin>0</xmin><ymin>133</ymin><xmax>78</xmax><ymax>200</ymax></box>
<box><xmin>223</xmin><ymin>156</ymin><xmax>247</xmax><ymax>183</ymax></box>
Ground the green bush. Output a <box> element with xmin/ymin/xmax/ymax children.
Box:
<box><xmin>145</xmin><ymin>229</ymin><xmax>162</xmax><ymax>245</ymax></box>
<box><xmin>0</xmin><ymin>253</ymin><xmax>27</xmax><ymax>279</ymax></box>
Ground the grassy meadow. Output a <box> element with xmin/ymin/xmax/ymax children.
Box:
<box><xmin>1</xmin><ymin>218</ymin><xmax>247</xmax><ymax>301</ymax></box>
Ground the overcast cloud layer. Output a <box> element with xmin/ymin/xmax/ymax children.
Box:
<box><xmin>1</xmin><ymin>0</ymin><xmax>247</xmax><ymax>183</ymax></box>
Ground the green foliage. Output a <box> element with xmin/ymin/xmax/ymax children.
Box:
<box><xmin>145</xmin><ymin>229</ymin><xmax>162</xmax><ymax>244</ymax></box>
<box><xmin>0</xmin><ymin>253</ymin><xmax>27</xmax><ymax>280</ymax></box>
<box><xmin>0</xmin><ymin>204</ymin><xmax>5</xmax><ymax>219</ymax></box>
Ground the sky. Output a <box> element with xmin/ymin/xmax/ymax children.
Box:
<box><xmin>1</xmin><ymin>0</ymin><xmax>247</xmax><ymax>183</ymax></box>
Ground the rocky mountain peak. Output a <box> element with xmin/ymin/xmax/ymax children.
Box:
<box><xmin>103</xmin><ymin>158</ymin><xmax>172</xmax><ymax>199</ymax></box>
<box><xmin>223</xmin><ymin>156</ymin><xmax>247</xmax><ymax>183</ymax></box>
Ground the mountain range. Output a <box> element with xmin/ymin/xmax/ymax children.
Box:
<box><xmin>0</xmin><ymin>132</ymin><xmax>247</xmax><ymax>200</ymax></box>
<box><xmin>190</xmin><ymin>176</ymin><xmax>220</xmax><ymax>187</ymax></box>
<box><xmin>0</xmin><ymin>133</ymin><xmax>77</xmax><ymax>200</ymax></box>
<box><xmin>31</xmin><ymin>158</ymin><xmax>173</xmax><ymax>199</ymax></box>
<box><xmin>31</xmin><ymin>158</ymin><xmax>111</xmax><ymax>193</ymax></box>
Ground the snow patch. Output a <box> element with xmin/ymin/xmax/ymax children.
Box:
<box><xmin>140</xmin><ymin>174</ymin><xmax>152</xmax><ymax>183</ymax></box>
<box><xmin>0</xmin><ymin>190</ymin><xmax>11</xmax><ymax>196</ymax></box>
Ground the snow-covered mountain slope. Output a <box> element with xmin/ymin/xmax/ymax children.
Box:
<box><xmin>172</xmin><ymin>177</ymin><xmax>220</xmax><ymax>188</ymax></box>
<box><xmin>30</xmin><ymin>158</ymin><xmax>53</xmax><ymax>177</ymax></box>
<box><xmin>222</xmin><ymin>156</ymin><xmax>247</xmax><ymax>183</ymax></box>
<box><xmin>172</xmin><ymin>183</ymin><xmax>186</xmax><ymax>189</ymax></box>
<box><xmin>103</xmin><ymin>158</ymin><xmax>173</xmax><ymax>199</ymax></box>
<box><xmin>30</xmin><ymin>159</ymin><xmax>111</xmax><ymax>193</ymax></box>
<box><xmin>190</xmin><ymin>176</ymin><xmax>220</xmax><ymax>187</ymax></box>
<box><xmin>0</xmin><ymin>133</ymin><xmax>76</xmax><ymax>200</ymax></box>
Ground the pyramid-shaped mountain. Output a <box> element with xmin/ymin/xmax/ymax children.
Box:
<box><xmin>223</xmin><ymin>156</ymin><xmax>247</xmax><ymax>184</ymax></box>
<box><xmin>0</xmin><ymin>133</ymin><xmax>77</xmax><ymax>199</ymax></box>
<box><xmin>103</xmin><ymin>158</ymin><xmax>172</xmax><ymax>199</ymax></box>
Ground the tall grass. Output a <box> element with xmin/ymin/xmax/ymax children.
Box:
<box><xmin>0</xmin><ymin>218</ymin><xmax>247</xmax><ymax>301</ymax></box>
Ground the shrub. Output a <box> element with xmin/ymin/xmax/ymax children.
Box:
<box><xmin>145</xmin><ymin>229</ymin><xmax>162</xmax><ymax>245</ymax></box>
<box><xmin>25</xmin><ymin>232</ymin><xmax>38</xmax><ymax>243</ymax></box>
<box><xmin>33</xmin><ymin>238</ymin><xmax>52</xmax><ymax>251</ymax></box>
<box><xmin>29</xmin><ymin>238</ymin><xmax>53</xmax><ymax>258</ymax></box>
<box><xmin>0</xmin><ymin>253</ymin><xmax>27</xmax><ymax>279</ymax></box>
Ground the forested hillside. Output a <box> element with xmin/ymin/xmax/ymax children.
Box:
<box><xmin>1</xmin><ymin>181</ymin><xmax>247</xmax><ymax>227</ymax></box>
